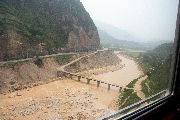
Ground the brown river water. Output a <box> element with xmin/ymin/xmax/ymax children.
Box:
<box><xmin>93</xmin><ymin>52</ymin><xmax>143</xmax><ymax>88</ymax></box>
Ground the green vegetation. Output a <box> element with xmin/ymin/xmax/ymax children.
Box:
<box><xmin>120</xmin><ymin>43</ymin><xmax>172</xmax><ymax>96</ymax></box>
<box><xmin>54</xmin><ymin>54</ymin><xmax>75</xmax><ymax>66</ymax></box>
<box><xmin>117</xmin><ymin>43</ymin><xmax>173</xmax><ymax>109</ymax></box>
<box><xmin>141</xmin><ymin>58</ymin><xmax>171</xmax><ymax>97</ymax></box>
<box><xmin>137</xmin><ymin>43</ymin><xmax>173</xmax><ymax>97</ymax></box>
<box><xmin>0</xmin><ymin>0</ymin><xmax>94</xmax><ymax>47</ymax></box>
<box><xmin>65</xmin><ymin>61</ymin><xmax>79</xmax><ymax>73</ymax></box>
<box><xmin>127</xmin><ymin>75</ymin><xmax>145</xmax><ymax>88</ymax></box>
<box><xmin>81</xmin><ymin>57</ymin><xmax>88</xmax><ymax>63</ymax></box>
<box><xmin>0</xmin><ymin>54</ymin><xmax>76</xmax><ymax>70</ymax></box>
<box><xmin>117</xmin><ymin>89</ymin><xmax>141</xmax><ymax>109</ymax></box>
<box><xmin>65</xmin><ymin>60</ymin><xmax>88</xmax><ymax>73</ymax></box>
<box><xmin>122</xmin><ymin>92</ymin><xmax>141</xmax><ymax>108</ymax></box>
<box><xmin>141</xmin><ymin>79</ymin><xmax>150</xmax><ymax>98</ymax></box>
<box><xmin>0</xmin><ymin>60</ymin><xmax>30</xmax><ymax>70</ymax></box>
<box><xmin>34</xmin><ymin>57</ymin><xmax>43</xmax><ymax>67</ymax></box>
<box><xmin>69</xmin><ymin>61</ymin><xmax>79</xmax><ymax>68</ymax></box>
<box><xmin>117</xmin><ymin>75</ymin><xmax>143</xmax><ymax>109</ymax></box>
<box><xmin>0</xmin><ymin>0</ymin><xmax>97</xmax><ymax>61</ymax></box>
<box><xmin>122</xmin><ymin>51</ymin><xmax>141</xmax><ymax>58</ymax></box>
<box><xmin>63</xmin><ymin>56</ymin><xmax>89</xmax><ymax>73</ymax></box>
<box><xmin>130</xmin><ymin>43</ymin><xmax>173</xmax><ymax>97</ymax></box>
<box><xmin>138</xmin><ymin>43</ymin><xmax>173</xmax><ymax>74</ymax></box>
<box><xmin>127</xmin><ymin>78</ymin><xmax>139</xmax><ymax>88</ymax></box>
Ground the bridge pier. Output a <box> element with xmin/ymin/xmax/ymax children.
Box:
<box><xmin>63</xmin><ymin>72</ymin><xmax>67</xmax><ymax>77</ymax></box>
<box><xmin>119</xmin><ymin>87</ymin><xmax>122</xmax><ymax>93</ymax></box>
<box><xmin>62</xmin><ymin>71</ymin><xmax>124</xmax><ymax>93</ymax></box>
<box><xmin>87</xmin><ymin>78</ymin><xmax>91</xmax><ymax>84</ymax></box>
<box><xmin>78</xmin><ymin>76</ymin><xmax>81</xmax><ymax>81</ymax></box>
<box><xmin>69</xmin><ymin>74</ymin><xmax>73</xmax><ymax>79</ymax></box>
<box><xmin>108</xmin><ymin>84</ymin><xmax>111</xmax><ymax>90</ymax></box>
<box><xmin>97</xmin><ymin>81</ymin><xmax>100</xmax><ymax>87</ymax></box>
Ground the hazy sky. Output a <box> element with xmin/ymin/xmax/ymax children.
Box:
<box><xmin>80</xmin><ymin>0</ymin><xmax>179</xmax><ymax>42</ymax></box>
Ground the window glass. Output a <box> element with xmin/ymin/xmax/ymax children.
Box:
<box><xmin>0</xmin><ymin>0</ymin><xmax>179</xmax><ymax>119</ymax></box>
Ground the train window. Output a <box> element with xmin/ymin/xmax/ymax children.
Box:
<box><xmin>0</xmin><ymin>0</ymin><xmax>179</xmax><ymax>120</ymax></box>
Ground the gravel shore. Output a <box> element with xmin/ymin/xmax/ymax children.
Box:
<box><xmin>0</xmin><ymin>79</ymin><xmax>118</xmax><ymax>120</ymax></box>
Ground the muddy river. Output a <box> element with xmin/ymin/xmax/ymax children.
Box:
<box><xmin>93</xmin><ymin>52</ymin><xmax>143</xmax><ymax>87</ymax></box>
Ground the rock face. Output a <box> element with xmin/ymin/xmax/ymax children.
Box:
<box><xmin>67</xmin><ymin>25</ymin><xmax>100</xmax><ymax>51</ymax></box>
<box><xmin>0</xmin><ymin>0</ymin><xmax>100</xmax><ymax>61</ymax></box>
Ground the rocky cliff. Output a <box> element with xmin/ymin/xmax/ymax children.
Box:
<box><xmin>0</xmin><ymin>0</ymin><xmax>100</xmax><ymax>61</ymax></box>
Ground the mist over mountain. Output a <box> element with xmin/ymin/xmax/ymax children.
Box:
<box><xmin>95</xmin><ymin>21</ymin><xmax>139</xmax><ymax>42</ymax></box>
<box><xmin>95</xmin><ymin>20</ymin><xmax>172</xmax><ymax>50</ymax></box>
<box><xmin>98</xmin><ymin>29</ymin><xmax>146</xmax><ymax>50</ymax></box>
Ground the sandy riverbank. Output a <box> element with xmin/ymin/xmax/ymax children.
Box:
<box><xmin>0</xmin><ymin>79</ymin><xmax>119</xmax><ymax>120</ymax></box>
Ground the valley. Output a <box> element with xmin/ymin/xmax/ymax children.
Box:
<box><xmin>0</xmin><ymin>0</ymin><xmax>176</xmax><ymax>119</ymax></box>
<box><xmin>0</xmin><ymin>50</ymin><xmax>146</xmax><ymax>120</ymax></box>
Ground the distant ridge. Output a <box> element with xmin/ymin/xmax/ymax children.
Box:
<box><xmin>95</xmin><ymin>21</ymin><xmax>172</xmax><ymax>50</ymax></box>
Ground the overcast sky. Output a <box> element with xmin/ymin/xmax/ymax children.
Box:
<box><xmin>80</xmin><ymin>0</ymin><xmax>179</xmax><ymax>42</ymax></box>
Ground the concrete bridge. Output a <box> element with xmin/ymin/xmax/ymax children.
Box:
<box><xmin>57</xmin><ymin>71</ymin><xmax>131</xmax><ymax>93</ymax></box>
<box><xmin>55</xmin><ymin>50</ymin><xmax>131</xmax><ymax>93</ymax></box>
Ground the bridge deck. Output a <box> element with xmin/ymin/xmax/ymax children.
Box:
<box><xmin>58</xmin><ymin>71</ymin><xmax>132</xmax><ymax>93</ymax></box>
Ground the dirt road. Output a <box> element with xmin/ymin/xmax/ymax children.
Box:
<box><xmin>134</xmin><ymin>76</ymin><xmax>148</xmax><ymax>99</ymax></box>
<box><xmin>58</xmin><ymin>51</ymin><xmax>98</xmax><ymax>72</ymax></box>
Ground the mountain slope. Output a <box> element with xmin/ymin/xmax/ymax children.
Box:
<box><xmin>98</xmin><ymin>29</ymin><xmax>149</xmax><ymax>50</ymax></box>
<box><xmin>138</xmin><ymin>43</ymin><xmax>173</xmax><ymax>97</ymax></box>
<box><xmin>0</xmin><ymin>0</ymin><xmax>100</xmax><ymax>61</ymax></box>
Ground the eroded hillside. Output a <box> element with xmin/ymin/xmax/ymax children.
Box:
<box><xmin>65</xmin><ymin>50</ymin><xmax>122</xmax><ymax>74</ymax></box>
<box><xmin>0</xmin><ymin>54</ymin><xmax>80</xmax><ymax>93</ymax></box>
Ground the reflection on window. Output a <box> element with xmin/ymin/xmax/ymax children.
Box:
<box><xmin>0</xmin><ymin>0</ymin><xmax>179</xmax><ymax>119</ymax></box>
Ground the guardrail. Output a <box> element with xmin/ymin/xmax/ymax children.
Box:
<box><xmin>0</xmin><ymin>49</ymin><xmax>107</xmax><ymax>64</ymax></box>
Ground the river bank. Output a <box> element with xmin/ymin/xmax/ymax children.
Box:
<box><xmin>0</xmin><ymin>79</ymin><xmax>119</xmax><ymax>120</ymax></box>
